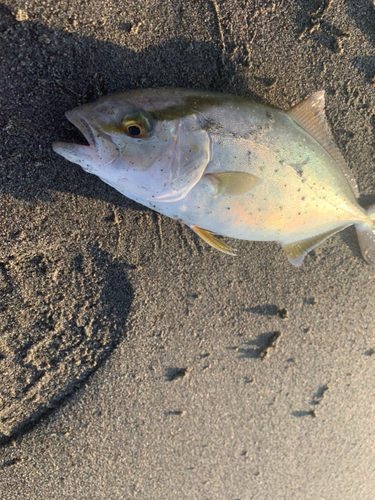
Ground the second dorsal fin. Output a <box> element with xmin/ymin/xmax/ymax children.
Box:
<box><xmin>288</xmin><ymin>91</ymin><xmax>359</xmax><ymax>197</ymax></box>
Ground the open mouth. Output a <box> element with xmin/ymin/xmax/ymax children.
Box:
<box><xmin>52</xmin><ymin>111</ymin><xmax>98</xmax><ymax>166</ymax></box>
<box><xmin>52</xmin><ymin>110</ymin><xmax>98</xmax><ymax>156</ymax></box>
<box><xmin>52</xmin><ymin>110</ymin><xmax>119</xmax><ymax>169</ymax></box>
<box><xmin>65</xmin><ymin>110</ymin><xmax>98</xmax><ymax>149</ymax></box>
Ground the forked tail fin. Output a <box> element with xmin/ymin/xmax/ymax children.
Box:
<box><xmin>356</xmin><ymin>202</ymin><xmax>375</xmax><ymax>264</ymax></box>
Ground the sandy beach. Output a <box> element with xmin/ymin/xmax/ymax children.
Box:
<box><xmin>0</xmin><ymin>0</ymin><xmax>375</xmax><ymax>498</ymax></box>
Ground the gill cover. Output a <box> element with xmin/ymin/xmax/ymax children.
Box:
<box><xmin>142</xmin><ymin>116</ymin><xmax>211</xmax><ymax>202</ymax></box>
<box><xmin>104</xmin><ymin>112</ymin><xmax>211</xmax><ymax>202</ymax></box>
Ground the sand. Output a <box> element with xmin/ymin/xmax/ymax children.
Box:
<box><xmin>0</xmin><ymin>0</ymin><xmax>375</xmax><ymax>498</ymax></box>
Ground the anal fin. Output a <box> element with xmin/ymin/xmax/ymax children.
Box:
<box><xmin>190</xmin><ymin>224</ymin><xmax>236</xmax><ymax>255</ymax></box>
<box><xmin>283</xmin><ymin>226</ymin><xmax>348</xmax><ymax>266</ymax></box>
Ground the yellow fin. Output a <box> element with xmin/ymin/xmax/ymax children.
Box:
<box><xmin>283</xmin><ymin>226</ymin><xmax>348</xmax><ymax>266</ymax></box>
<box><xmin>204</xmin><ymin>171</ymin><xmax>261</xmax><ymax>197</ymax></box>
<box><xmin>288</xmin><ymin>91</ymin><xmax>359</xmax><ymax>197</ymax></box>
<box><xmin>190</xmin><ymin>224</ymin><xmax>236</xmax><ymax>255</ymax></box>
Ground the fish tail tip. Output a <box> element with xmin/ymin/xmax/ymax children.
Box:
<box><xmin>356</xmin><ymin>202</ymin><xmax>375</xmax><ymax>265</ymax></box>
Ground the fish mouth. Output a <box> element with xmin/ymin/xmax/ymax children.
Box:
<box><xmin>66</xmin><ymin>110</ymin><xmax>99</xmax><ymax>149</ymax></box>
<box><xmin>52</xmin><ymin>110</ymin><xmax>119</xmax><ymax>168</ymax></box>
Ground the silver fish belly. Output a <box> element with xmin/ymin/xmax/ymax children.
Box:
<box><xmin>52</xmin><ymin>87</ymin><xmax>375</xmax><ymax>266</ymax></box>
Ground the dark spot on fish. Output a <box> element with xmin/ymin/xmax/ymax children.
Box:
<box><xmin>301</xmin><ymin>196</ymin><xmax>305</xmax><ymax>200</ymax></box>
<box><xmin>202</xmin><ymin>118</ymin><xmax>223</xmax><ymax>131</ymax></box>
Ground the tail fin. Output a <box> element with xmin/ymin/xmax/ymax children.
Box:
<box><xmin>356</xmin><ymin>202</ymin><xmax>375</xmax><ymax>264</ymax></box>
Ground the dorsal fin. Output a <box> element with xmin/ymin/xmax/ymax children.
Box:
<box><xmin>288</xmin><ymin>91</ymin><xmax>359</xmax><ymax>197</ymax></box>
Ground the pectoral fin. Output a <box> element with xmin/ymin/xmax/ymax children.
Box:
<box><xmin>190</xmin><ymin>224</ymin><xmax>236</xmax><ymax>255</ymax></box>
<box><xmin>204</xmin><ymin>172</ymin><xmax>261</xmax><ymax>197</ymax></box>
<box><xmin>282</xmin><ymin>226</ymin><xmax>348</xmax><ymax>266</ymax></box>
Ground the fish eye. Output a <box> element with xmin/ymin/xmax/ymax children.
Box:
<box><xmin>121</xmin><ymin>112</ymin><xmax>152</xmax><ymax>138</ymax></box>
<box><xmin>127</xmin><ymin>125</ymin><xmax>141</xmax><ymax>136</ymax></box>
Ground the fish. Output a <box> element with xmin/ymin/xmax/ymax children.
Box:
<box><xmin>52</xmin><ymin>87</ymin><xmax>375</xmax><ymax>266</ymax></box>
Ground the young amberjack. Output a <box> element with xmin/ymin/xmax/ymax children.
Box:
<box><xmin>53</xmin><ymin>88</ymin><xmax>375</xmax><ymax>266</ymax></box>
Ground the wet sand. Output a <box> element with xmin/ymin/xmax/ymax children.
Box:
<box><xmin>0</xmin><ymin>0</ymin><xmax>375</xmax><ymax>498</ymax></box>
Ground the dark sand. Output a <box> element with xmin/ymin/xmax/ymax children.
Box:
<box><xmin>0</xmin><ymin>0</ymin><xmax>375</xmax><ymax>498</ymax></box>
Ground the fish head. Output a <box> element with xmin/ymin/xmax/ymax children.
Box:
<box><xmin>52</xmin><ymin>89</ymin><xmax>211</xmax><ymax>202</ymax></box>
